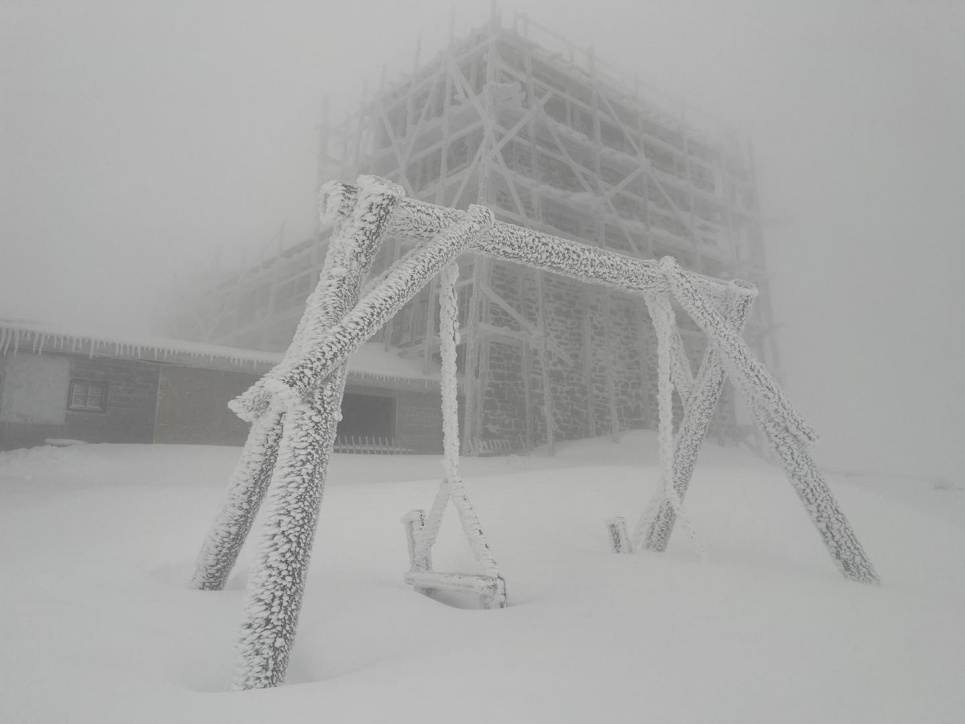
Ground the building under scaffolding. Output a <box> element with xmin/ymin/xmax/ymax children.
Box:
<box><xmin>186</xmin><ymin>13</ymin><xmax>778</xmax><ymax>454</ymax></box>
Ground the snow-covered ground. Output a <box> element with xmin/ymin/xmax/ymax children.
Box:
<box><xmin>2</xmin><ymin>432</ymin><xmax>963</xmax><ymax>723</ymax></box>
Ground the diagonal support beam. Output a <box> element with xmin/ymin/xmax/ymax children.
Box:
<box><xmin>231</xmin><ymin>178</ymin><xmax>405</xmax><ymax>690</ymax></box>
<box><xmin>189</xmin><ymin>180</ymin><xmax>374</xmax><ymax>589</ymax></box>
<box><xmin>636</xmin><ymin>280</ymin><xmax>755</xmax><ymax>552</ymax></box>
<box><xmin>477</xmin><ymin>279</ymin><xmax>574</xmax><ymax>366</ymax></box>
<box><xmin>643</xmin><ymin>259</ymin><xmax>878</xmax><ymax>584</ymax></box>
<box><xmin>231</xmin><ymin>188</ymin><xmax>754</xmax><ymax>419</ymax></box>
<box><xmin>233</xmin><ymin>205</ymin><xmax>496</xmax><ymax>419</ymax></box>
<box><xmin>668</xmin><ymin>324</ymin><xmax>695</xmax><ymax>403</ymax></box>
<box><xmin>661</xmin><ymin>257</ymin><xmax>817</xmax><ymax>445</ymax></box>
<box><xmin>745</xmin><ymin>396</ymin><xmax>879</xmax><ymax>583</ymax></box>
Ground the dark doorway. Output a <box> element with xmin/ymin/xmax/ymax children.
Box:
<box><xmin>337</xmin><ymin>393</ymin><xmax>396</xmax><ymax>438</ymax></box>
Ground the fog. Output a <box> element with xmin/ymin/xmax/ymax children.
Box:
<box><xmin>2</xmin><ymin>0</ymin><xmax>963</xmax><ymax>482</ymax></box>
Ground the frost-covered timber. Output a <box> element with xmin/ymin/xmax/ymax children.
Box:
<box><xmin>193</xmin><ymin>175</ymin><xmax>877</xmax><ymax>690</ymax></box>
<box><xmin>747</xmin><ymin>396</ymin><xmax>879</xmax><ymax>583</ymax></box>
<box><xmin>190</xmin><ymin>180</ymin><xmax>364</xmax><ymax>591</ymax></box>
<box><xmin>402</xmin><ymin>263</ymin><xmax>506</xmax><ymax>609</ymax></box>
<box><xmin>188</xmin><ymin>181</ymin><xmax>376</xmax><ymax>592</ymax></box>
<box><xmin>189</xmin><ymin>409</ymin><xmax>283</xmax><ymax>590</ymax></box>
<box><xmin>190</xmin><ymin>177</ymin><xmax>402</xmax><ymax>689</ymax></box>
<box><xmin>232</xmin><ymin>204</ymin><xmax>496</xmax><ymax>420</ymax></box>
<box><xmin>438</xmin><ymin>263</ymin><xmax>463</xmax><ymax>483</ymax></box>
<box><xmin>376</xmin><ymin>194</ymin><xmax>747</xmax><ymax>309</ymax></box>
<box><xmin>233</xmin><ymin>178</ymin><xmax>403</xmax><ymax>690</ymax></box>
<box><xmin>234</xmin><ymin>376</ymin><xmax>345</xmax><ymax>690</ymax></box>
<box><xmin>646</xmin><ymin>288</ymin><xmax>704</xmax><ymax>559</ymax></box>
<box><xmin>660</xmin><ymin>257</ymin><xmax>817</xmax><ymax>446</ymax></box>
<box><xmin>240</xmin><ymin>185</ymin><xmax>753</xmax><ymax>414</ymax></box>
<box><xmin>639</xmin><ymin>260</ymin><xmax>877</xmax><ymax>583</ymax></box>
<box><xmin>636</xmin><ymin>282</ymin><xmax>755</xmax><ymax>553</ymax></box>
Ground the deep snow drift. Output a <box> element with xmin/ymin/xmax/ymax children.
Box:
<box><xmin>1</xmin><ymin>432</ymin><xmax>962</xmax><ymax>723</ymax></box>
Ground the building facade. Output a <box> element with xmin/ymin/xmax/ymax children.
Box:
<box><xmin>181</xmin><ymin>15</ymin><xmax>776</xmax><ymax>454</ymax></box>
<box><xmin>0</xmin><ymin>322</ymin><xmax>442</xmax><ymax>452</ymax></box>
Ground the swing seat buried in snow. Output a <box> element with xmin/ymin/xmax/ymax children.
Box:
<box><xmin>402</xmin><ymin>508</ymin><xmax>507</xmax><ymax>610</ymax></box>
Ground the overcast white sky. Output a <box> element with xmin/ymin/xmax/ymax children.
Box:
<box><xmin>2</xmin><ymin>0</ymin><xmax>964</xmax><ymax>482</ymax></box>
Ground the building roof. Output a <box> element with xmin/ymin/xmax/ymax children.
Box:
<box><xmin>0</xmin><ymin>320</ymin><xmax>440</xmax><ymax>389</ymax></box>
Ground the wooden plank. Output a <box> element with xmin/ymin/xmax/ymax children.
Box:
<box><xmin>477</xmin><ymin>279</ymin><xmax>575</xmax><ymax>366</ymax></box>
<box><xmin>602</xmin><ymin>289</ymin><xmax>622</xmax><ymax>441</ymax></box>
<box><xmin>522</xmin><ymin>340</ymin><xmax>534</xmax><ymax>451</ymax></box>
<box><xmin>581</xmin><ymin>287</ymin><xmax>597</xmax><ymax>438</ymax></box>
<box><xmin>535</xmin><ymin>270</ymin><xmax>556</xmax><ymax>455</ymax></box>
<box><xmin>422</xmin><ymin>277</ymin><xmax>437</xmax><ymax>374</ymax></box>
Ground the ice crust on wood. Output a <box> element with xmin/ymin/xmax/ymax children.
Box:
<box><xmin>636</xmin><ymin>281</ymin><xmax>756</xmax><ymax>553</ymax></box>
<box><xmin>646</xmin><ymin>288</ymin><xmax>704</xmax><ymax>559</ymax></box>
<box><xmin>404</xmin><ymin>262</ymin><xmax>506</xmax><ymax>608</ymax></box>
<box><xmin>189</xmin><ymin>409</ymin><xmax>283</xmax><ymax>590</ymax></box>
<box><xmin>190</xmin><ymin>179</ymin><xmax>396</xmax><ymax>594</ymax></box>
<box><xmin>233</xmin><ymin>177</ymin><xmax>404</xmax><ymax>690</ymax></box>
<box><xmin>232</xmin><ymin>205</ymin><xmax>495</xmax><ymax>419</ymax></box>
<box><xmin>189</xmin><ymin>177</ymin><xmax>878</xmax><ymax>692</ymax></box>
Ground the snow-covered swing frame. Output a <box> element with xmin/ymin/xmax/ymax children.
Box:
<box><xmin>189</xmin><ymin>175</ymin><xmax>877</xmax><ymax>691</ymax></box>
<box><xmin>401</xmin><ymin>261</ymin><xmax>508</xmax><ymax>610</ymax></box>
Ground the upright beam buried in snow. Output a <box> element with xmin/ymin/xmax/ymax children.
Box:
<box><xmin>195</xmin><ymin>177</ymin><xmax>406</xmax><ymax>690</ymax></box>
<box><xmin>636</xmin><ymin>279</ymin><xmax>755</xmax><ymax>553</ymax></box>
<box><xmin>640</xmin><ymin>259</ymin><xmax>878</xmax><ymax>584</ymax></box>
<box><xmin>746</xmin><ymin>399</ymin><xmax>879</xmax><ymax>583</ymax></box>
<box><xmin>189</xmin><ymin>182</ymin><xmax>366</xmax><ymax>591</ymax></box>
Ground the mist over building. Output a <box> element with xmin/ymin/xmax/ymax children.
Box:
<box><xmin>171</xmin><ymin>13</ymin><xmax>776</xmax><ymax>454</ymax></box>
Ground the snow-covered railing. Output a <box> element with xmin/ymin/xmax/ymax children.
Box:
<box><xmin>333</xmin><ymin>435</ymin><xmax>413</xmax><ymax>455</ymax></box>
<box><xmin>190</xmin><ymin>175</ymin><xmax>878</xmax><ymax>692</ymax></box>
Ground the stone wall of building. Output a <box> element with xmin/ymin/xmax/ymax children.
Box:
<box><xmin>391</xmin><ymin>387</ymin><xmax>444</xmax><ymax>454</ymax></box>
<box><xmin>154</xmin><ymin>366</ymin><xmax>258</xmax><ymax>445</ymax></box>
<box><xmin>0</xmin><ymin>353</ymin><xmax>159</xmax><ymax>450</ymax></box>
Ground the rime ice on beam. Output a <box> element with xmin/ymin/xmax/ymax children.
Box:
<box><xmin>188</xmin><ymin>181</ymin><xmax>377</xmax><ymax>593</ymax></box>
<box><xmin>645</xmin><ymin>288</ymin><xmax>704</xmax><ymax>559</ymax></box>
<box><xmin>187</xmin><ymin>175</ymin><xmax>878</xmax><ymax>693</ymax></box>
<box><xmin>233</xmin><ymin>204</ymin><xmax>496</xmax><ymax>420</ymax></box>
<box><xmin>636</xmin><ymin>280</ymin><xmax>756</xmax><ymax>554</ymax></box>
<box><xmin>660</xmin><ymin>257</ymin><xmax>817</xmax><ymax>446</ymax></box>
<box><xmin>402</xmin><ymin>262</ymin><xmax>506</xmax><ymax>609</ymax></box>
<box><xmin>233</xmin><ymin>177</ymin><xmax>404</xmax><ymax>690</ymax></box>
<box><xmin>644</xmin><ymin>259</ymin><xmax>877</xmax><ymax>584</ymax></box>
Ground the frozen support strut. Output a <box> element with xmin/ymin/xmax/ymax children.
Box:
<box><xmin>635</xmin><ymin>278</ymin><xmax>756</xmax><ymax>554</ymax></box>
<box><xmin>232</xmin><ymin>196</ymin><xmax>494</xmax><ymax>690</ymax></box>
<box><xmin>189</xmin><ymin>178</ymin><xmax>878</xmax><ymax>692</ymax></box>
<box><xmin>188</xmin><ymin>181</ymin><xmax>368</xmax><ymax>591</ymax></box>
<box><xmin>640</xmin><ymin>258</ymin><xmax>878</xmax><ymax>584</ymax></box>
<box><xmin>233</xmin><ymin>178</ymin><xmax>406</xmax><ymax>690</ymax></box>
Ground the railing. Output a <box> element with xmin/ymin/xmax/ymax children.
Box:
<box><xmin>333</xmin><ymin>435</ymin><xmax>414</xmax><ymax>455</ymax></box>
<box><xmin>466</xmin><ymin>438</ymin><xmax>518</xmax><ymax>457</ymax></box>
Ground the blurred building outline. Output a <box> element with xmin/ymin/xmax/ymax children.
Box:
<box><xmin>176</xmin><ymin>12</ymin><xmax>778</xmax><ymax>454</ymax></box>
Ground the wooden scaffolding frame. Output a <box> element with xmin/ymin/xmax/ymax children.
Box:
<box><xmin>189</xmin><ymin>12</ymin><xmax>779</xmax><ymax>454</ymax></box>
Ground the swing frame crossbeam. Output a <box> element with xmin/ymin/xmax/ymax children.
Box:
<box><xmin>189</xmin><ymin>175</ymin><xmax>878</xmax><ymax>691</ymax></box>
